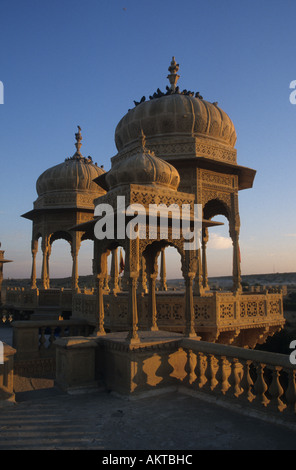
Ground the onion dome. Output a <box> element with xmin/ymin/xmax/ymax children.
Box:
<box><xmin>36</xmin><ymin>126</ymin><xmax>105</xmax><ymax>196</ymax></box>
<box><xmin>114</xmin><ymin>57</ymin><xmax>236</xmax><ymax>153</ymax></box>
<box><xmin>105</xmin><ymin>131</ymin><xmax>180</xmax><ymax>190</ymax></box>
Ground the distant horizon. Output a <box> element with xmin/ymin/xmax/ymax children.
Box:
<box><xmin>3</xmin><ymin>270</ymin><xmax>296</xmax><ymax>282</ymax></box>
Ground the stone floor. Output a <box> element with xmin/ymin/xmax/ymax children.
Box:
<box><xmin>1</xmin><ymin>327</ymin><xmax>296</xmax><ymax>450</ymax></box>
<box><xmin>0</xmin><ymin>387</ymin><xmax>295</xmax><ymax>450</ymax></box>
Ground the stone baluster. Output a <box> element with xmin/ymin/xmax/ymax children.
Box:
<box><xmin>240</xmin><ymin>360</ymin><xmax>255</xmax><ymax>403</ymax></box>
<box><xmin>205</xmin><ymin>354</ymin><xmax>218</xmax><ymax>391</ymax></box>
<box><xmin>227</xmin><ymin>357</ymin><xmax>243</xmax><ymax>398</ymax></box>
<box><xmin>48</xmin><ymin>327</ymin><xmax>55</xmax><ymax>349</ymax></box>
<box><xmin>196</xmin><ymin>352</ymin><xmax>207</xmax><ymax>389</ymax></box>
<box><xmin>39</xmin><ymin>327</ymin><xmax>46</xmax><ymax>351</ymax></box>
<box><xmin>254</xmin><ymin>362</ymin><xmax>270</xmax><ymax>407</ymax></box>
<box><xmin>285</xmin><ymin>369</ymin><xmax>296</xmax><ymax>414</ymax></box>
<box><xmin>187</xmin><ymin>349</ymin><xmax>197</xmax><ymax>385</ymax></box>
<box><xmin>268</xmin><ymin>365</ymin><xmax>286</xmax><ymax>412</ymax></box>
<box><xmin>217</xmin><ymin>355</ymin><xmax>230</xmax><ymax>395</ymax></box>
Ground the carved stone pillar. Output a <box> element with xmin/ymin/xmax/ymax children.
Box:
<box><xmin>193</xmin><ymin>248</ymin><xmax>204</xmax><ymax>296</ymax></box>
<box><xmin>125</xmin><ymin>237</ymin><xmax>140</xmax><ymax>344</ymax></box>
<box><xmin>46</xmin><ymin>243</ymin><xmax>51</xmax><ymax>289</ymax></box>
<box><xmin>95</xmin><ymin>275</ymin><xmax>106</xmax><ymax>335</ymax></box>
<box><xmin>185</xmin><ymin>273</ymin><xmax>197</xmax><ymax>338</ymax></box>
<box><xmin>110</xmin><ymin>248</ymin><xmax>120</xmax><ymax>294</ymax></box>
<box><xmin>137</xmin><ymin>256</ymin><xmax>147</xmax><ymax>295</ymax></box>
<box><xmin>41</xmin><ymin>237</ymin><xmax>49</xmax><ymax>290</ymax></box>
<box><xmin>202</xmin><ymin>228</ymin><xmax>209</xmax><ymax>290</ymax></box>
<box><xmin>159</xmin><ymin>247</ymin><xmax>167</xmax><ymax>291</ymax></box>
<box><xmin>148</xmin><ymin>273</ymin><xmax>158</xmax><ymax>331</ymax></box>
<box><xmin>126</xmin><ymin>273</ymin><xmax>140</xmax><ymax>344</ymax></box>
<box><xmin>30</xmin><ymin>242</ymin><xmax>38</xmax><ymax>290</ymax></box>
<box><xmin>104</xmin><ymin>266</ymin><xmax>110</xmax><ymax>293</ymax></box>
<box><xmin>145</xmin><ymin>249</ymin><xmax>159</xmax><ymax>331</ymax></box>
<box><xmin>93</xmin><ymin>242</ymin><xmax>106</xmax><ymax>336</ymax></box>
<box><xmin>71</xmin><ymin>234</ymin><xmax>81</xmax><ymax>293</ymax></box>
<box><xmin>230</xmin><ymin>228</ymin><xmax>242</xmax><ymax>292</ymax></box>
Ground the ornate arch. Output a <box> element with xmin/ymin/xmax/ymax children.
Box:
<box><xmin>203</xmin><ymin>197</ymin><xmax>230</xmax><ymax>221</ymax></box>
<box><xmin>49</xmin><ymin>231</ymin><xmax>73</xmax><ymax>246</ymax></box>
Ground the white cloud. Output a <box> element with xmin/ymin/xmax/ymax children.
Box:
<box><xmin>208</xmin><ymin>233</ymin><xmax>232</xmax><ymax>250</ymax></box>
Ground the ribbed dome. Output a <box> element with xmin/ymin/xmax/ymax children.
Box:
<box><xmin>105</xmin><ymin>132</ymin><xmax>180</xmax><ymax>190</ymax></box>
<box><xmin>36</xmin><ymin>158</ymin><xmax>105</xmax><ymax>196</ymax></box>
<box><xmin>115</xmin><ymin>57</ymin><xmax>236</xmax><ymax>153</ymax></box>
<box><xmin>36</xmin><ymin>127</ymin><xmax>105</xmax><ymax>196</ymax></box>
<box><xmin>115</xmin><ymin>94</ymin><xmax>236</xmax><ymax>152</ymax></box>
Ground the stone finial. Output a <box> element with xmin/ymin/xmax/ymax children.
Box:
<box><xmin>140</xmin><ymin>129</ymin><xmax>146</xmax><ymax>151</ymax></box>
<box><xmin>139</xmin><ymin>129</ymin><xmax>156</xmax><ymax>158</ymax></box>
<box><xmin>167</xmin><ymin>56</ymin><xmax>180</xmax><ymax>92</ymax></box>
<box><xmin>74</xmin><ymin>125</ymin><xmax>82</xmax><ymax>156</ymax></box>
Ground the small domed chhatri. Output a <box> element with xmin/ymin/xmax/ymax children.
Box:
<box><xmin>22</xmin><ymin>127</ymin><xmax>106</xmax><ymax>291</ymax></box>
<box><xmin>115</xmin><ymin>57</ymin><xmax>237</xmax><ymax>156</ymax></box>
<box><xmin>36</xmin><ymin>126</ymin><xmax>105</xmax><ymax>197</ymax></box>
<box><xmin>105</xmin><ymin>131</ymin><xmax>180</xmax><ymax>190</ymax></box>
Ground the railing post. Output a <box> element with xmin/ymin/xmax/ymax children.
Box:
<box><xmin>187</xmin><ymin>349</ymin><xmax>197</xmax><ymax>385</ymax></box>
<box><xmin>217</xmin><ymin>355</ymin><xmax>230</xmax><ymax>395</ymax></box>
<box><xmin>196</xmin><ymin>352</ymin><xmax>207</xmax><ymax>389</ymax></box>
<box><xmin>253</xmin><ymin>362</ymin><xmax>270</xmax><ymax>407</ymax></box>
<box><xmin>227</xmin><ymin>357</ymin><xmax>243</xmax><ymax>398</ymax></box>
<box><xmin>205</xmin><ymin>354</ymin><xmax>218</xmax><ymax>391</ymax></box>
<box><xmin>285</xmin><ymin>369</ymin><xmax>296</xmax><ymax>414</ymax></box>
<box><xmin>268</xmin><ymin>365</ymin><xmax>286</xmax><ymax>412</ymax></box>
<box><xmin>240</xmin><ymin>359</ymin><xmax>255</xmax><ymax>403</ymax></box>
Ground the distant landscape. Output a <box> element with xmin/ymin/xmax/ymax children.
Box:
<box><xmin>3</xmin><ymin>271</ymin><xmax>296</xmax><ymax>291</ymax></box>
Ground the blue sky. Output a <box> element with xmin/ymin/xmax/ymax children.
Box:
<box><xmin>1</xmin><ymin>0</ymin><xmax>296</xmax><ymax>279</ymax></box>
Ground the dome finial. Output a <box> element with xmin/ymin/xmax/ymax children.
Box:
<box><xmin>167</xmin><ymin>56</ymin><xmax>180</xmax><ymax>92</ymax></box>
<box><xmin>140</xmin><ymin>128</ymin><xmax>146</xmax><ymax>151</ymax></box>
<box><xmin>74</xmin><ymin>125</ymin><xmax>82</xmax><ymax>156</ymax></box>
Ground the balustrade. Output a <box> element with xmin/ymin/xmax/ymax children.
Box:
<box><xmin>181</xmin><ymin>339</ymin><xmax>296</xmax><ymax>416</ymax></box>
<box><xmin>12</xmin><ymin>319</ymin><xmax>95</xmax><ymax>361</ymax></box>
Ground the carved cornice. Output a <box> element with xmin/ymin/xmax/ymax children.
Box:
<box><xmin>111</xmin><ymin>137</ymin><xmax>237</xmax><ymax>167</ymax></box>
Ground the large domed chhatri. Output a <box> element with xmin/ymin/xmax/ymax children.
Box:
<box><xmin>114</xmin><ymin>57</ymin><xmax>237</xmax><ymax>165</ymax></box>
